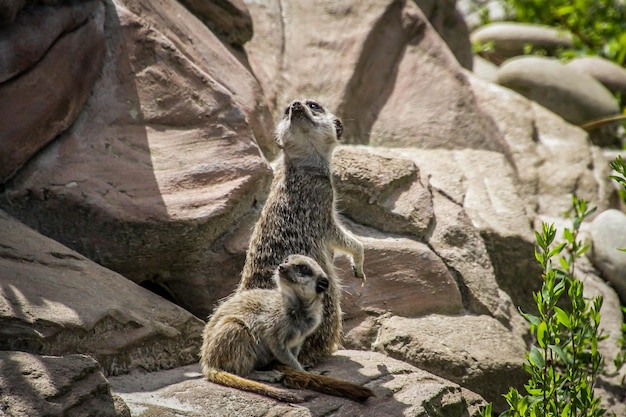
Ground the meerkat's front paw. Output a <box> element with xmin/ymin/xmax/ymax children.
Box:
<box><xmin>351</xmin><ymin>263</ymin><xmax>366</xmax><ymax>285</ymax></box>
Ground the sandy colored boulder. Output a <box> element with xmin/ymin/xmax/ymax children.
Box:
<box><xmin>567</xmin><ymin>56</ymin><xmax>626</xmax><ymax>99</ymax></box>
<box><xmin>0</xmin><ymin>0</ymin><xmax>105</xmax><ymax>183</ymax></box>
<box><xmin>0</xmin><ymin>0</ymin><xmax>274</xmax><ymax>318</ymax></box>
<box><xmin>471</xmin><ymin>22</ymin><xmax>573</xmax><ymax>60</ymax></box>
<box><xmin>110</xmin><ymin>350</ymin><xmax>486</xmax><ymax>417</ymax></box>
<box><xmin>497</xmin><ymin>57</ymin><xmax>620</xmax><ymax>133</ymax></box>
<box><xmin>339</xmin><ymin>223</ymin><xmax>463</xmax><ymax>321</ymax></box>
<box><xmin>468</xmin><ymin>75</ymin><xmax>610</xmax><ymax>217</ymax></box>
<box><xmin>178</xmin><ymin>0</ymin><xmax>252</xmax><ymax>46</ymax></box>
<box><xmin>245</xmin><ymin>0</ymin><xmax>505</xmax><ymax>153</ymax></box>
<box><xmin>333</xmin><ymin>146</ymin><xmax>434</xmax><ymax>239</ymax></box>
<box><xmin>0</xmin><ymin>351</ymin><xmax>125</xmax><ymax>417</ymax></box>
<box><xmin>373</xmin><ymin>315</ymin><xmax>527</xmax><ymax>413</ymax></box>
<box><xmin>0</xmin><ymin>210</ymin><xmax>204</xmax><ymax>375</ymax></box>
<box><xmin>590</xmin><ymin>209</ymin><xmax>626</xmax><ymax>302</ymax></box>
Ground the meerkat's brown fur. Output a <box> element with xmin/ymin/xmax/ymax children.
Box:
<box><xmin>201</xmin><ymin>255</ymin><xmax>373</xmax><ymax>403</ymax></box>
<box><xmin>239</xmin><ymin>99</ymin><xmax>365</xmax><ymax>366</ymax></box>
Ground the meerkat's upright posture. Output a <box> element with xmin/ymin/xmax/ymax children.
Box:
<box><xmin>201</xmin><ymin>255</ymin><xmax>373</xmax><ymax>403</ymax></box>
<box><xmin>239</xmin><ymin>99</ymin><xmax>366</xmax><ymax>366</ymax></box>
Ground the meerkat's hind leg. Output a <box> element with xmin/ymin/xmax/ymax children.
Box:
<box><xmin>249</xmin><ymin>369</ymin><xmax>284</xmax><ymax>383</ymax></box>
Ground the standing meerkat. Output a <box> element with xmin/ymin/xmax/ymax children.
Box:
<box><xmin>239</xmin><ymin>99</ymin><xmax>366</xmax><ymax>366</ymax></box>
<box><xmin>201</xmin><ymin>255</ymin><xmax>373</xmax><ymax>403</ymax></box>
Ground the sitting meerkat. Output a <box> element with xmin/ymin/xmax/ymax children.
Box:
<box><xmin>201</xmin><ymin>255</ymin><xmax>373</xmax><ymax>403</ymax></box>
<box><xmin>239</xmin><ymin>99</ymin><xmax>366</xmax><ymax>366</ymax></box>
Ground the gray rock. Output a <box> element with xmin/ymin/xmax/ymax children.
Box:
<box><xmin>471</xmin><ymin>22</ymin><xmax>574</xmax><ymax>60</ymax></box>
<box><xmin>0</xmin><ymin>210</ymin><xmax>204</xmax><ymax>375</ymax></box>
<box><xmin>590</xmin><ymin>209</ymin><xmax>626</xmax><ymax>302</ymax></box>
<box><xmin>566</xmin><ymin>56</ymin><xmax>626</xmax><ymax>99</ymax></box>
<box><xmin>338</xmin><ymin>223</ymin><xmax>463</xmax><ymax>321</ymax></box>
<box><xmin>0</xmin><ymin>0</ymin><xmax>275</xmax><ymax>319</ymax></box>
<box><xmin>415</xmin><ymin>0</ymin><xmax>473</xmax><ymax>69</ymax></box>
<box><xmin>497</xmin><ymin>56</ymin><xmax>620</xmax><ymax>129</ymax></box>
<box><xmin>468</xmin><ymin>74</ymin><xmax>611</xmax><ymax>216</ymax></box>
<box><xmin>0</xmin><ymin>351</ymin><xmax>124</xmax><ymax>417</ymax></box>
<box><xmin>333</xmin><ymin>146</ymin><xmax>434</xmax><ymax>240</ymax></box>
<box><xmin>0</xmin><ymin>0</ymin><xmax>105</xmax><ymax>184</ymax></box>
<box><xmin>177</xmin><ymin>0</ymin><xmax>253</xmax><ymax>46</ymax></box>
<box><xmin>372</xmin><ymin>314</ymin><xmax>527</xmax><ymax>413</ymax></box>
<box><xmin>110</xmin><ymin>350</ymin><xmax>487</xmax><ymax>417</ymax></box>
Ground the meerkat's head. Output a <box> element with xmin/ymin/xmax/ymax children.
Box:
<box><xmin>275</xmin><ymin>99</ymin><xmax>343</xmax><ymax>162</ymax></box>
<box><xmin>275</xmin><ymin>254</ymin><xmax>329</xmax><ymax>304</ymax></box>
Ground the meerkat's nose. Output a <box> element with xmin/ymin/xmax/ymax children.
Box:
<box><xmin>278</xmin><ymin>264</ymin><xmax>286</xmax><ymax>273</ymax></box>
<box><xmin>290</xmin><ymin>101</ymin><xmax>304</xmax><ymax>112</ymax></box>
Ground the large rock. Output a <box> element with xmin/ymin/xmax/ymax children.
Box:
<box><xmin>177</xmin><ymin>0</ymin><xmax>253</xmax><ymax>46</ymax></box>
<box><xmin>339</xmin><ymin>222</ymin><xmax>464</xmax><ymax>321</ymax></box>
<box><xmin>245</xmin><ymin>0</ymin><xmax>506</xmax><ymax>153</ymax></box>
<box><xmin>110</xmin><ymin>350</ymin><xmax>486</xmax><ymax>417</ymax></box>
<box><xmin>590</xmin><ymin>209</ymin><xmax>626</xmax><ymax>302</ymax></box>
<box><xmin>0</xmin><ymin>351</ymin><xmax>125</xmax><ymax>417</ymax></box>
<box><xmin>372</xmin><ymin>315</ymin><xmax>527</xmax><ymax>413</ymax></box>
<box><xmin>372</xmin><ymin>146</ymin><xmax>529</xmax><ymax>318</ymax></box>
<box><xmin>468</xmin><ymin>75</ymin><xmax>610</xmax><ymax>216</ymax></box>
<box><xmin>0</xmin><ymin>0</ymin><xmax>275</xmax><ymax>318</ymax></box>
<box><xmin>497</xmin><ymin>56</ymin><xmax>620</xmax><ymax>133</ymax></box>
<box><xmin>333</xmin><ymin>146</ymin><xmax>434</xmax><ymax>239</ymax></box>
<box><xmin>0</xmin><ymin>210</ymin><xmax>204</xmax><ymax>375</ymax></box>
<box><xmin>566</xmin><ymin>56</ymin><xmax>626</xmax><ymax>100</ymax></box>
<box><xmin>471</xmin><ymin>22</ymin><xmax>574</xmax><ymax>60</ymax></box>
<box><xmin>414</xmin><ymin>0</ymin><xmax>473</xmax><ymax>69</ymax></box>
<box><xmin>0</xmin><ymin>0</ymin><xmax>105</xmax><ymax>183</ymax></box>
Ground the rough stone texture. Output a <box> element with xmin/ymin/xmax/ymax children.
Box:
<box><xmin>566</xmin><ymin>56</ymin><xmax>626</xmax><ymax>100</ymax></box>
<box><xmin>0</xmin><ymin>210</ymin><xmax>204</xmax><ymax>375</ymax></box>
<box><xmin>0</xmin><ymin>0</ymin><xmax>25</xmax><ymax>26</ymax></box>
<box><xmin>245</xmin><ymin>0</ymin><xmax>505</xmax><ymax>153</ymax></box>
<box><xmin>590</xmin><ymin>209</ymin><xmax>626</xmax><ymax>302</ymax></box>
<box><xmin>373</xmin><ymin>146</ymin><xmax>530</xmax><ymax>318</ymax></box>
<box><xmin>333</xmin><ymin>146</ymin><xmax>434</xmax><ymax>240</ymax></box>
<box><xmin>0</xmin><ymin>351</ymin><xmax>123</xmax><ymax>417</ymax></box>
<box><xmin>471</xmin><ymin>22</ymin><xmax>574</xmax><ymax>60</ymax></box>
<box><xmin>0</xmin><ymin>0</ymin><xmax>105</xmax><ymax>184</ymax></box>
<box><xmin>373</xmin><ymin>315</ymin><xmax>527</xmax><ymax>413</ymax></box>
<box><xmin>339</xmin><ymin>222</ymin><xmax>464</xmax><ymax>321</ymax></box>
<box><xmin>414</xmin><ymin>0</ymin><xmax>473</xmax><ymax>69</ymax></box>
<box><xmin>497</xmin><ymin>56</ymin><xmax>620</xmax><ymax>133</ymax></box>
<box><xmin>177</xmin><ymin>0</ymin><xmax>252</xmax><ymax>46</ymax></box>
<box><xmin>469</xmin><ymin>75</ymin><xmax>611</xmax><ymax>217</ymax></box>
<box><xmin>0</xmin><ymin>0</ymin><xmax>275</xmax><ymax>318</ymax></box>
<box><xmin>110</xmin><ymin>350</ymin><xmax>486</xmax><ymax>417</ymax></box>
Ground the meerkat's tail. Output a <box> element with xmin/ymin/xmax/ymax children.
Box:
<box><xmin>205</xmin><ymin>368</ymin><xmax>304</xmax><ymax>403</ymax></box>
<box><xmin>276</xmin><ymin>364</ymin><xmax>375</xmax><ymax>403</ymax></box>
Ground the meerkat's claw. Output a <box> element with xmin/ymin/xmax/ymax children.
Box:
<box><xmin>351</xmin><ymin>264</ymin><xmax>366</xmax><ymax>285</ymax></box>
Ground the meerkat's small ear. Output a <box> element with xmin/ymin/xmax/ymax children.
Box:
<box><xmin>333</xmin><ymin>118</ymin><xmax>343</xmax><ymax>140</ymax></box>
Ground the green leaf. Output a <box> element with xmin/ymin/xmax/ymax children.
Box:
<box><xmin>528</xmin><ymin>346</ymin><xmax>545</xmax><ymax>368</ymax></box>
<box><xmin>554</xmin><ymin>306</ymin><xmax>572</xmax><ymax>329</ymax></box>
<box><xmin>548</xmin><ymin>242</ymin><xmax>567</xmax><ymax>258</ymax></box>
<box><xmin>563</xmin><ymin>227</ymin><xmax>574</xmax><ymax>243</ymax></box>
<box><xmin>520</xmin><ymin>309</ymin><xmax>542</xmax><ymax>326</ymax></box>
<box><xmin>548</xmin><ymin>344</ymin><xmax>570</xmax><ymax>364</ymax></box>
<box><xmin>536</xmin><ymin>321</ymin><xmax>548</xmax><ymax>348</ymax></box>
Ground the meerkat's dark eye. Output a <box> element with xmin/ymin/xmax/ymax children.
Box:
<box><xmin>333</xmin><ymin>118</ymin><xmax>343</xmax><ymax>139</ymax></box>
<box><xmin>297</xmin><ymin>264</ymin><xmax>312</xmax><ymax>276</ymax></box>
<box><xmin>306</xmin><ymin>101</ymin><xmax>323</xmax><ymax>112</ymax></box>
